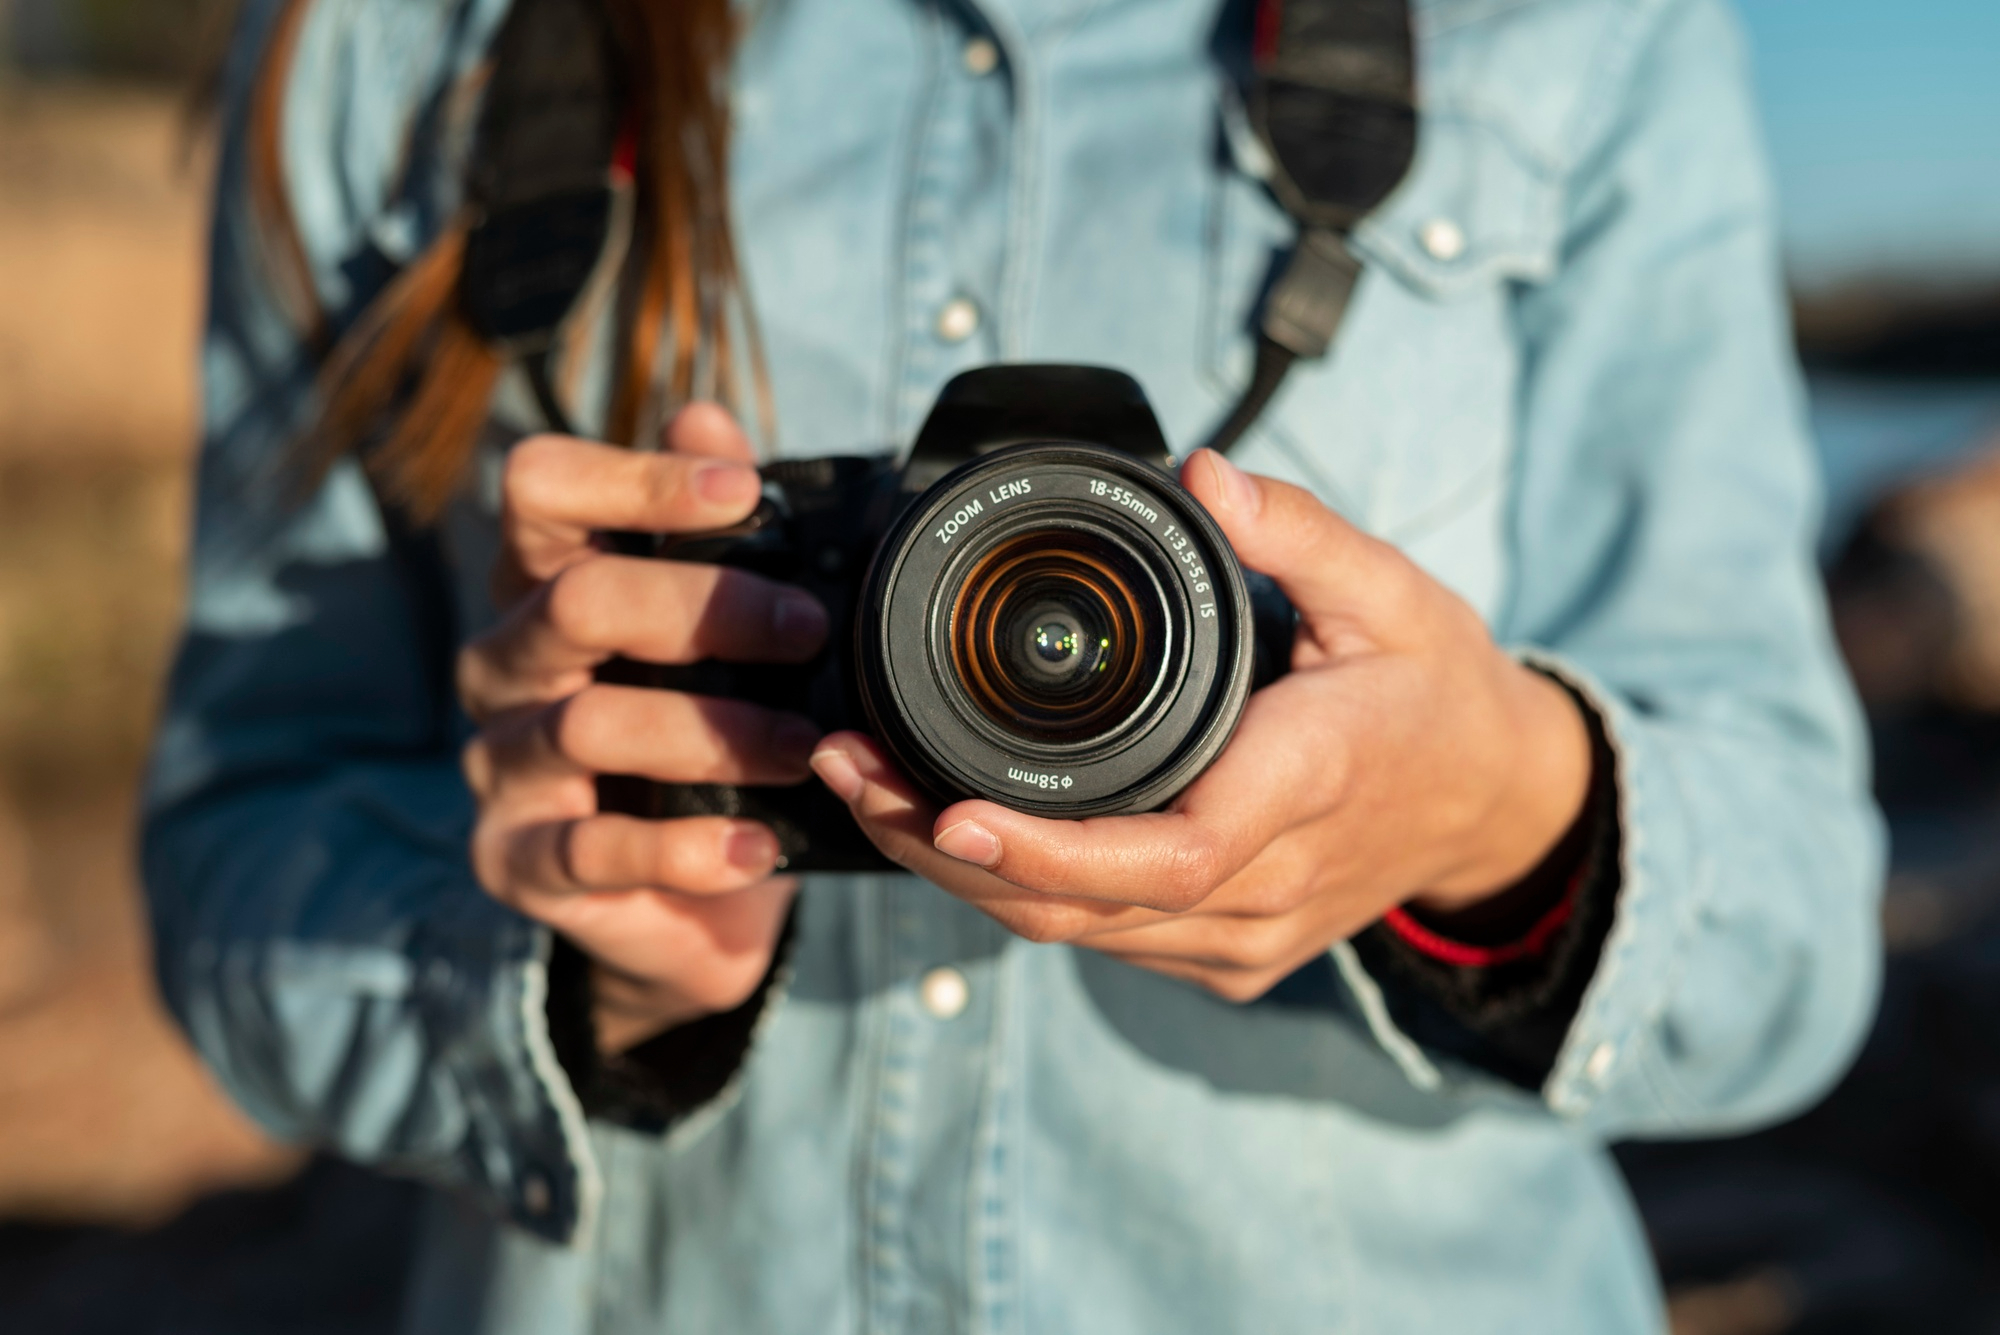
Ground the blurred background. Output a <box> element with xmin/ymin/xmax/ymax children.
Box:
<box><xmin>0</xmin><ymin>2</ymin><xmax>1995</xmax><ymax>1332</ymax></box>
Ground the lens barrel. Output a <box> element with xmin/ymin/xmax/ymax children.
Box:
<box><xmin>856</xmin><ymin>442</ymin><xmax>1258</xmax><ymax>817</ymax></box>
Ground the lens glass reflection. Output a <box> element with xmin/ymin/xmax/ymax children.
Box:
<box><xmin>949</xmin><ymin>528</ymin><xmax>1167</xmax><ymax>745</ymax></box>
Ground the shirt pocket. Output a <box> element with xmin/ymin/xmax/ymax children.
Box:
<box><xmin>1204</xmin><ymin>104</ymin><xmax>1562</xmax><ymax>555</ymax></box>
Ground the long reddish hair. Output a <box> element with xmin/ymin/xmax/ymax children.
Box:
<box><xmin>250</xmin><ymin>0</ymin><xmax>762</xmax><ymax>521</ymax></box>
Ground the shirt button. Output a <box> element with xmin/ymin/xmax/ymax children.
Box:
<box><xmin>935</xmin><ymin>296</ymin><xmax>981</xmax><ymax>343</ymax></box>
<box><xmin>962</xmin><ymin>36</ymin><xmax>1000</xmax><ymax>77</ymax></box>
<box><xmin>920</xmin><ymin>967</ymin><xmax>970</xmax><ymax>1020</ymax></box>
<box><xmin>1418</xmin><ymin>217</ymin><xmax>1466</xmax><ymax>262</ymax></box>
<box><xmin>1584</xmin><ymin>1041</ymin><xmax>1618</xmax><ymax>1083</ymax></box>
<box><xmin>522</xmin><ymin>1172</ymin><xmax>552</xmax><ymax>1217</ymax></box>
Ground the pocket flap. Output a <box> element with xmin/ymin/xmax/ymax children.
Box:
<box><xmin>1349</xmin><ymin>110</ymin><xmax>1562</xmax><ymax>299</ymax></box>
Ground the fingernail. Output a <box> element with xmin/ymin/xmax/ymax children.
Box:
<box><xmin>934</xmin><ymin>820</ymin><xmax>1002</xmax><ymax>868</ymax></box>
<box><xmin>1203</xmin><ymin>450</ymin><xmax>1262</xmax><ymax>517</ymax></box>
<box><xmin>725</xmin><ymin>824</ymin><xmax>780</xmax><ymax>873</ymax></box>
<box><xmin>810</xmin><ymin>747</ymin><xmax>864</xmax><ymax>803</ymax></box>
<box><xmin>772</xmin><ymin>716</ymin><xmax>823</xmax><ymax>771</ymax></box>
<box><xmin>772</xmin><ymin>590</ymin><xmax>829</xmax><ymax>649</ymax></box>
<box><xmin>694</xmin><ymin>462</ymin><xmax>760</xmax><ymax>507</ymax></box>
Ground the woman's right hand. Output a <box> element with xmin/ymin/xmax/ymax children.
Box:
<box><xmin>458</xmin><ymin>405</ymin><xmax>827</xmax><ymax>1054</ymax></box>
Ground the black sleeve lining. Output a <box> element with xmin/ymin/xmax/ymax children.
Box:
<box><xmin>1348</xmin><ymin>677</ymin><xmax>1623</xmax><ymax>1091</ymax></box>
<box><xmin>545</xmin><ymin>910</ymin><xmax>797</xmax><ymax>1134</ymax></box>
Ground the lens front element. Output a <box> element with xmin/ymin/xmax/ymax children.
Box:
<box><xmin>950</xmin><ymin>530</ymin><xmax>1168</xmax><ymax>745</ymax></box>
<box><xmin>856</xmin><ymin>442</ymin><xmax>1257</xmax><ymax>818</ymax></box>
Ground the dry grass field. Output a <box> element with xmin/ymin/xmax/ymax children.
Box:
<box><xmin>0</xmin><ymin>81</ymin><xmax>298</xmax><ymax>1224</ymax></box>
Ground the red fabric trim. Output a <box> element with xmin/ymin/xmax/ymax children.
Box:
<box><xmin>1253</xmin><ymin>0</ymin><xmax>1283</xmax><ymax>66</ymax></box>
<box><xmin>1382</xmin><ymin>867</ymin><xmax>1585</xmax><ymax>969</ymax></box>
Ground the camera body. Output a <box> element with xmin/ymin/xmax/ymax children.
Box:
<box><xmin>598</xmin><ymin>366</ymin><xmax>1294</xmax><ymax>872</ymax></box>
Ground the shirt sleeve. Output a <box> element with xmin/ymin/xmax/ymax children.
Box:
<box><xmin>1452</xmin><ymin>0</ymin><xmax>1885</xmax><ymax>1135</ymax></box>
<box><xmin>142</xmin><ymin>0</ymin><xmax>598</xmax><ymax>1244</ymax></box>
<box><xmin>1355</xmin><ymin>673</ymin><xmax>1622</xmax><ymax>1091</ymax></box>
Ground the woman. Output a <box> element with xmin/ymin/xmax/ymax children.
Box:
<box><xmin>148</xmin><ymin>0</ymin><xmax>1883</xmax><ymax>1329</ymax></box>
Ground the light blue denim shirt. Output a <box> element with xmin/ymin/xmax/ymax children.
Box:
<box><xmin>147</xmin><ymin>0</ymin><xmax>1885</xmax><ymax>1330</ymax></box>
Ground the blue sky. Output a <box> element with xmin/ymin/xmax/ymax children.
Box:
<box><xmin>1738</xmin><ymin>0</ymin><xmax>2000</xmax><ymax>287</ymax></box>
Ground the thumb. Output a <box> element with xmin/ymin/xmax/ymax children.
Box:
<box><xmin>1179</xmin><ymin>449</ymin><xmax>1391</xmax><ymax>623</ymax></box>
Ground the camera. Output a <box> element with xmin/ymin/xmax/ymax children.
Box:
<box><xmin>597</xmin><ymin>366</ymin><xmax>1296</xmax><ymax>872</ymax></box>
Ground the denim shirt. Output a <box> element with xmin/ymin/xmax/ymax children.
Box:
<box><xmin>146</xmin><ymin>0</ymin><xmax>1885</xmax><ymax>1330</ymax></box>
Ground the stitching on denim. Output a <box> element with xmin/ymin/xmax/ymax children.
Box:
<box><xmin>520</xmin><ymin>925</ymin><xmax>604</xmax><ymax>1250</ymax></box>
<box><xmin>1329</xmin><ymin>940</ymin><xmax>1445</xmax><ymax>1090</ymax></box>
<box><xmin>883</xmin><ymin>5</ymin><xmax>949</xmax><ymax>446</ymax></box>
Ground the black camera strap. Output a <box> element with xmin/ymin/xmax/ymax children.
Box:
<box><xmin>447</xmin><ymin>0</ymin><xmax>1415</xmax><ymax>452</ymax></box>
<box><xmin>1203</xmin><ymin>0</ymin><xmax>1418</xmax><ymax>456</ymax></box>
<box><xmin>456</xmin><ymin>0</ymin><xmax>624</xmax><ymax>436</ymax></box>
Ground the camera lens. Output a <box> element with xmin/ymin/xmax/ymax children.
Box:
<box><xmin>856</xmin><ymin>441</ymin><xmax>1265</xmax><ymax>818</ymax></box>
<box><xmin>950</xmin><ymin>530</ymin><xmax>1167</xmax><ymax>745</ymax></box>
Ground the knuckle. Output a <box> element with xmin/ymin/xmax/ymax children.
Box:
<box><xmin>1003</xmin><ymin>908</ymin><xmax>1079</xmax><ymax>946</ymax></box>
<box><xmin>559</xmin><ymin>822</ymin><xmax>609</xmax><ymax>888</ymax></box>
<box><xmin>455</xmin><ymin>643</ymin><xmax>498</xmax><ymax>716</ymax></box>
<box><xmin>543</xmin><ymin>559</ymin><xmax>608</xmax><ymax>646</ymax></box>
<box><xmin>1158</xmin><ymin>839</ymin><xmax>1223</xmax><ymax>912</ymax></box>
<box><xmin>638</xmin><ymin>455</ymin><xmax>691</xmax><ymax>517</ymax></box>
<box><xmin>467</xmin><ymin>826</ymin><xmax>513</xmax><ymax>900</ymax></box>
<box><xmin>504</xmin><ymin>435</ymin><xmax>567</xmax><ymax>507</ymax></box>
<box><xmin>1219</xmin><ymin>922</ymin><xmax>1284</xmax><ymax>972</ymax></box>
<box><xmin>1209</xmin><ymin>972</ymin><xmax>1275</xmax><ymax>1005</ymax></box>
<box><xmin>1239</xmin><ymin>870</ymin><xmax>1308</xmax><ymax>918</ymax></box>
<box><xmin>551</xmin><ymin>688</ymin><xmax>612</xmax><ymax>765</ymax></box>
<box><xmin>461</xmin><ymin>737</ymin><xmax>495</xmax><ymax>796</ymax></box>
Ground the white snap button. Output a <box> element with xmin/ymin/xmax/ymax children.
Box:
<box><xmin>1584</xmin><ymin>1041</ymin><xmax>1617</xmax><ymax>1083</ymax></box>
<box><xmin>522</xmin><ymin>1173</ymin><xmax>552</xmax><ymax>1216</ymax></box>
<box><xmin>1419</xmin><ymin>217</ymin><xmax>1466</xmax><ymax>262</ymax></box>
<box><xmin>920</xmin><ymin>966</ymin><xmax>970</xmax><ymax>1020</ymax></box>
<box><xmin>962</xmin><ymin>37</ymin><xmax>1000</xmax><ymax>77</ymax></box>
<box><xmin>935</xmin><ymin>297</ymin><xmax>981</xmax><ymax>343</ymax></box>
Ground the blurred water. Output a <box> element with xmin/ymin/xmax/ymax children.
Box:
<box><xmin>1812</xmin><ymin>375</ymin><xmax>2000</xmax><ymax>558</ymax></box>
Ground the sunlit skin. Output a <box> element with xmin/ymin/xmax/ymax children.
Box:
<box><xmin>458</xmin><ymin>404</ymin><xmax>1590</xmax><ymax>1053</ymax></box>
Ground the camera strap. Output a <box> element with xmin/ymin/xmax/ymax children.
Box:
<box><xmin>455</xmin><ymin>0</ymin><xmax>624</xmax><ymax>435</ymax></box>
<box><xmin>1202</xmin><ymin>0</ymin><xmax>1418</xmax><ymax>456</ymax></box>
<box><xmin>449</xmin><ymin>0</ymin><xmax>1416</xmax><ymax>452</ymax></box>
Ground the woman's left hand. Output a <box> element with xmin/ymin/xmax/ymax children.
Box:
<box><xmin>809</xmin><ymin>450</ymin><xmax>1592</xmax><ymax>1002</ymax></box>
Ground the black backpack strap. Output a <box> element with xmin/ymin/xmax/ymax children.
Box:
<box><xmin>1204</xmin><ymin>0</ymin><xmax>1418</xmax><ymax>455</ymax></box>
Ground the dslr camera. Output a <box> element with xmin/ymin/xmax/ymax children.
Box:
<box><xmin>598</xmin><ymin>366</ymin><xmax>1295</xmax><ymax>871</ymax></box>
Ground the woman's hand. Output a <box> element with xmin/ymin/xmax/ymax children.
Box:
<box><xmin>809</xmin><ymin>450</ymin><xmax>1590</xmax><ymax>1002</ymax></box>
<box><xmin>460</xmin><ymin>406</ymin><xmax>825</xmax><ymax>1053</ymax></box>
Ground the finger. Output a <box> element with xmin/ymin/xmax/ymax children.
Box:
<box><xmin>1071</xmin><ymin>908</ymin><xmax>1312</xmax><ymax>973</ymax></box>
<box><xmin>1076</xmin><ymin>949</ymin><xmax>1290</xmax><ymax>1005</ymax></box>
<box><xmin>1179</xmin><ymin>450</ymin><xmax>1410</xmax><ymax>650</ymax></box>
<box><xmin>460</xmin><ymin>557</ymin><xmax>828</xmax><ymax>718</ymax></box>
<box><xmin>539</xmin><ymin>878</ymin><xmax>799</xmax><ymax>1030</ymax></box>
<box><xmin>498</xmin><ymin>434</ymin><xmax>764</xmax><ymax>590</ymax></box>
<box><xmin>808</xmin><ymin>733</ymin><xmax>1135</xmax><ymax>938</ymax></box>
<box><xmin>551</xmin><ymin>685</ymin><xmax>821</xmax><ymax>786</ymax></box>
<box><xmin>905</xmin><ymin>686</ymin><xmax>1338</xmax><ymax>909</ymax></box>
<box><xmin>662</xmin><ymin>401</ymin><xmax>758</xmax><ymax>464</ymax></box>
<box><xmin>505</xmin><ymin>814</ymin><xmax>785</xmax><ymax>899</ymax></box>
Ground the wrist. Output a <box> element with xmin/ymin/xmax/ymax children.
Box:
<box><xmin>591</xmin><ymin>966</ymin><xmax>711</xmax><ymax>1056</ymax></box>
<box><xmin>1414</xmin><ymin>660</ymin><xmax>1591</xmax><ymax>915</ymax></box>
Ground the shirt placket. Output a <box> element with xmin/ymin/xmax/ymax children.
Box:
<box><xmin>888</xmin><ymin>2</ymin><xmax>1025</xmax><ymax>443</ymax></box>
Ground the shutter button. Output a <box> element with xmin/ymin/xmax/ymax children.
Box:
<box><xmin>963</xmin><ymin>37</ymin><xmax>1000</xmax><ymax>76</ymax></box>
<box><xmin>920</xmin><ymin>967</ymin><xmax>970</xmax><ymax>1019</ymax></box>
<box><xmin>1419</xmin><ymin>218</ymin><xmax>1466</xmax><ymax>262</ymax></box>
<box><xmin>935</xmin><ymin>297</ymin><xmax>981</xmax><ymax>344</ymax></box>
